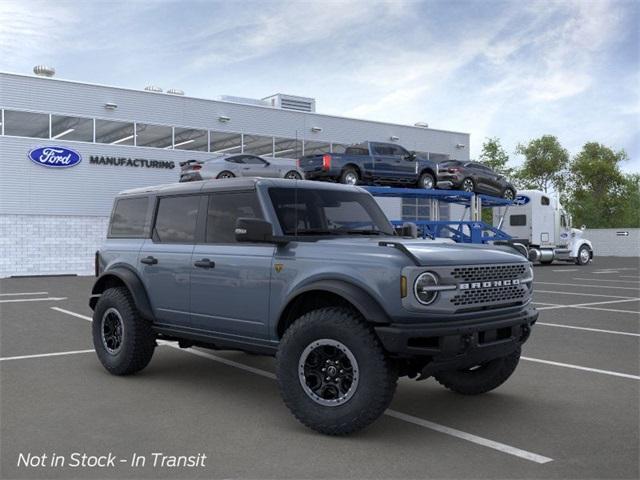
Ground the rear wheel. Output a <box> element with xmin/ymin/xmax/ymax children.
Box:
<box><xmin>340</xmin><ymin>168</ymin><xmax>359</xmax><ymax>185</ymax></box>
<box><xmin>92</xmin><ymin>287</ymin><xmax>155</xmax><ymax>375</ymax></box>
<box><xmin>576</xmin><ymin>245</ymin><xmax>591</xmax><ymax>265</ymax></box>
<box><xmin>461</xmin><ymin>177</ymin><xmax>475</xmax><ymax>192</ymax></box>
<box><xmin>418</xmin><ymin>172</ymin><xmax>435</xmax><ymax>189</ymax></box>
<box><xmin>284</xmin><ymin>170</ymin><xmax>303</xmax><ymax>180</ymax></box>
<box><xmin>434</xmin><ymin>348</ymin><xmax>521</xmax><ymax>395</ymax></box>
<box><xmin>276</xmin><ymin>307</ymin><xmax>398</xmax><ymax>435</ymax></box>
<box><xmin>216</xmin><ymin>171</ymin><xmax>235</xmax><ymax>179</ymax></box>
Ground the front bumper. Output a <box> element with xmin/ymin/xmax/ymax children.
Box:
<box><xmin>374</xmin><ymin>306</ymin><xmax>537</xmax><ymax>370</ymax></box>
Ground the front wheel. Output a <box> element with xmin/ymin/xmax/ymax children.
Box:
<box><xmin>92</xmin><ymin>287</ymin><xmax>156</xmax><ymax>375</ymax></box>
<box><xmin>276</xmin><ymin>307</ymin><xmax>398</xmax><ymax>435</ymax></box>
<box><xmin>576</xmin><ymin>245</ymin><xmax>591</xmax><ymax>265</ymax></box>
<box><xmin>434</xmin><ymin>348</ymin><xmax>521</xmax><ymax>395</ymax></box>
<box><xmin>503</xmin><ymin>188</ymin><xmax>515</xmax><ymax>200</ymax></box>
<box><xmin>417</xmin><ymin>172</ymin><xmax>435</xmax><ymax>189</ymax></box>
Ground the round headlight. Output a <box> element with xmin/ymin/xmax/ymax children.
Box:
<box><xmin>414</xmin><ymin>272</ymin><xmax>439</xmax><ymax>305</ymax></box>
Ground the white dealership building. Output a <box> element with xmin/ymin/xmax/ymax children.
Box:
<box><xmin>0</xmin><ymin>69</ymin><xmax>470</xmax><ymax>277</ymax></box>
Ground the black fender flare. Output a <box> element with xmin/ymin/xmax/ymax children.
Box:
<box><xmin>89</xmin><ymin>267</ymin><xmax>155</xmax><ymax>321</ymax></box>
<box><xmin>279</xmin><ymin>279</ymin><xmax>391</xmax><ymax>328</ymax></box>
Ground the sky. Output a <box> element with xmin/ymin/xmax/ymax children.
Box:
<box><xmin>1</xmin><ymin>0</ymin><xmax>638</xmax><ymax>172</ymax></box>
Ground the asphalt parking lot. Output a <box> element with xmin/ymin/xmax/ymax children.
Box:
<box><xmin>1</xmin><ymin>256</ymin><xmax>638</xmax><ymax>479</ymax></box>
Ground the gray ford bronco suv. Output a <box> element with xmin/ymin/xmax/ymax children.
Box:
<box><xmin>90</xmin><ymin>178</ymin><xmax>537</xmax><ymax>435</ymax></box>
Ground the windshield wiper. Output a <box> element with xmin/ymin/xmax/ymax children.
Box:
<box><xmin>290</xmin><ymin>229</ymin><xmax>342</xmax><ymax>235</ymax></box>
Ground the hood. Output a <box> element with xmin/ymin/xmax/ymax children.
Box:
<box><xmin>314</xmin><ymin>237</ymin><xmax>527</xmax><ymax>266</ymax></box>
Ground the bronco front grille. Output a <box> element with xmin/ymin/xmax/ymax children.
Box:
<box><xmin>451</xmin><ymin>264</ymin><xmax>527</xmax><ymax>283</ymax></box>
<box><xmin>451</xmin><ymin>284</ymin><xmax>527</xmax><ymax>307</ymax></box>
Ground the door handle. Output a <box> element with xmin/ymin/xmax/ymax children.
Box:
<box><xmin>140</xmin><ymin>256</ymin><xmax>158</xmax><ymax>265</ymax></box>
<box><xmin>194</xmin><ymin>258</ymin><xmax>215</xmax><ymax>269</ymax></box>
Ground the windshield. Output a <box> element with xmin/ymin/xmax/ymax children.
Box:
<box><xmin>268</xmin><ymin>188</ymin><xmax>395</xmax><ymax>236</ymax></box>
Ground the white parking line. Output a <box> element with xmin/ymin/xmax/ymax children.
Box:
<box><xmin>0</xmin><ymin>297</ymin><xmax>67</xmax><ymax>304</ymax></box>
<box><xmin>620</xmin><ymin>275</ymin><xmax>640</xmax><ymax>279</ymax></box>
<box><xmin>48</xmin><ymin>309</ymin><xmax>553</xmax><ymax>464</ymax></box>
<box><xmin>535</xmin><ymin>290</ymin><xmax>636</xmax><ymax>299</ymax></box>
<box><xmin>0</xmin><ymin>349</ymin><xmax>94</xmax><ymax>362</ymax></box>
<box><xmin>521</xmin><ymin>357</ymin><xmax>640</xmax><ymax>381</ymax></box>
<box><xmin>571</xmin><ymin>306</ymin><xmax>640</xmax><ymax>315</ymax></box>
<box><xmin>536</xmin><ymin>322</ymin><xmax>640</xmax><ymax>337</ymax></box>
<box><xmin>536</xmin><ymin>282</ymin><xmax>640</xmax><ymax>291</ymax></box>
<box><xmin>51</xmin><ymin>307</ymin><xmax>93</xmax><ymax>321</ymax></box>
<box><xmin>551</xmin><ymin>269</ymin><xmax>578</xmax><ymax>272</ymax></box>
<box><xmin>384</xmin><ymin>410</ymin><xmax>553</xmax><ymax>464</ymax></box>
<box><xmin>0</xmin><ymin>291</ymin><xmax>49</xmax><ymax>296</ymax></box>
<box><xmin>573</xmin><ymin>278</ymin><xmax>640</xmax><ymax>284</ymax></box>
<box><xmin>535</xmin><ymin>298</ymin><xmax>640</xmax><ymax>311</ymax></box>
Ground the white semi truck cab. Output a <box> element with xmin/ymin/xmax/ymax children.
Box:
<box><xmin>493</xmin><ymin>190</ymin><xmax>593</xmax><ymax>265</ymax></box>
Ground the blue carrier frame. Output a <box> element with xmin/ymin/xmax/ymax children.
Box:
<box><xmin>363</xmin><ymin>187</ymin><xmax>513</xmax><ymax>244</ymax></box>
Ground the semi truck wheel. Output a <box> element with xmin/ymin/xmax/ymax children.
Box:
<box><xmin>276</xmin><ymin>307</ymin><xmax>398</xmax><ymax>435</ymax></box>
<box><xmin>434</xmin><ymin>348</ymin><xmax>520</xmax><ymax>395</ymax></box>
<box><xmin>576</xmin><ymin>245</ymin><xmax>591</xmax><ymax>265</ymax></box>
<box><xmin>92</xmin><ymin>287</ymin><xmax>156</xmax><ymax>376</ymax></box>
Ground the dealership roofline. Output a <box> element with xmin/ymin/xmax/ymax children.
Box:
<box><xmin>0</xmin><ymin>71</ymin><xmax>470</xmax><ymax>137</ymax></box>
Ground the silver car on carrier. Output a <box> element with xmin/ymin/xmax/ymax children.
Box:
<box><xmin>180</xmin><ymin>154</ymin><xmax>304</xmax><ymax>182</ymax></box>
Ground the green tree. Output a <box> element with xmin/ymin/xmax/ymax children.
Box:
<box><xmin>479</xmin><ymin>137</ymin><xmax>513</xmax><ymax>177</ymax></box>
<box><xmin>515</xmin><ymin>135</ymin><xmax>569</xmax><ymax>193</ymax></box>
<box><xmin>564</xmin><ymin>142</ymin><xmax>637</xmax><ymax>228</ymax></box>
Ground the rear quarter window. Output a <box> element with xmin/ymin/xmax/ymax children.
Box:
<box><xmin>109</xmin><ymin>197</ymin><xmax>150</xmax><ymax>238</ymax></box>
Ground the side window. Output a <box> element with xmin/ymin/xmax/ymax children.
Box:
<box><xmin>391</xmin><ymin>145</ymin><xmax>409</xmax><ymax>157</ymax></box>
<box><xmin>541</xmin><ymin>196</ymin><xmax>550</xmax><ymax>206</ymax></box>
<box><xmin>510</xmin><ymin>215</ymin><xmax>527</xmax><ymax>226</ymax></box>
<box><xmin>226</xmin><ymin>156</ymin><xmax>244</xmax><ymax>164</ymax></box>
<box><xmin>206</xmin><ymin>192</ymin><xmax>264</xmax><ymax>243</ymax></box>
<box><xmin>242</xmin><ymin>156</ymin><xmax>267</xmax><ymax>165</ymax></box>
<box><xmin>561</xmin><ymin>215</ymin><xmax>567</xmax><ymax>228</ymax></box>
<box><xmin>109</xmin><ymin>197</ymin><xmax>149</xmax><ymax>238</ymax></box>
<box><xmin>153</xmin><ymin>196</ymin><xmax>200</xmax><ymax>243</ymax></box>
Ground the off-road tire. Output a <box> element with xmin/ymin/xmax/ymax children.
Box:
<box><xmin>276</xmin><ymin>307</ymin><xmax>398</xmax><ymax>435</ymax></box>
<box><xmin>216</xmin><ymin>171</ymin><xmax>235</xmax><ymax>179</ymax></box>
<box><xmin>339</xmin><ymin>168</ymin><xmax>359</xmax><ymax>185</ymax></box>
<box><xmin>418</xmin><ymin>172</ymin><xmax>435</xmax><ymax>190</ymax></box>
<box><xmin>434</xmin><ymin>348</ymin><xmax>521</xmax><ymax>395</ymax></box>
<box><xmin>92</xmin><ymin>287</ymin><xmax>155</xmax><ymax>376</ymax></box>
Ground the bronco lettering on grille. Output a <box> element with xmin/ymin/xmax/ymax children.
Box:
<box><xmin>459</xmin><ymin>279</ymin><xmax>520</xmax><ymax>290</ymax></box>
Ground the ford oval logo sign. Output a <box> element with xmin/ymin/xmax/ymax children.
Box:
<box><xmin>513</xmin><ymin>195</ymin><xmax>530</xmax><ymax>206</ymax></box>
<box><xmin>28</xmin><ymin>146</ymin><xmax>82</xmax><ymax>168</ymax></box>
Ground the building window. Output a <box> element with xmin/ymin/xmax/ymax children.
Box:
<box><xmin>173</xmin><ymin>127</ymin><xmax>208</xmax><ymax>151</ymax></box>
<box><xmin>95</xmin><ymin>119</ymin><xmax>134</xmax><ymax>145</ymax></box>
<box><xmin>210</xmin><ymin>131</ymin><xmax>243</xmax><ymax>154</ymax></box>
<box><xmin>243</xmin><ymin>134</ymin><xmax>275</xmax><ymax>156</ymax></box>
<box><xmin>303</xmin><ymin>140</ymin><xmax>331</xmax><ymax>156</ymax></box>
<box><xmin>51</xmin><ymin>114</ymin><xmax>93</xmax><ymax>142</ymax></box>
<box><xmin>3</xmin><ymin>110</ymin><xmax>49</xmax><ymax>138</ymax></box>
<box><xmin>136</xmin><ymin>123</ymin><xmax>173</xmax><ymax>149</ymax></box>
<box><xmin>273</xmin><ymin>137</ymin><xmax>302</xmax><ymax>158</ymax></box>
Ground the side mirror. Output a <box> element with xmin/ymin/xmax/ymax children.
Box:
<box><xmin>235</xmin><ymin>218</ymin><xmax>275</xmax><ymax>243</ymax></box>
<box><xmin>581</xmin><ymin>225</ymin><xmax>586</xmax><ymax>231</ymax></box>
<box><xmin>405</xmin><ymin>152</ymin><xmax>417</xmax><ymax>161</ymax></box>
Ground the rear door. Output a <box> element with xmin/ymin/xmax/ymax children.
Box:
<box><xmin>190</xmin><ymin>191</ymin><xmax>274</xmax><ymax>339</ymax></box>
<box><xmin>370</xmin><ymin>143</ymin><xmax>397</xmax><ymax>181</ymax></box>
<box><xmin>139</xmin><ymin>194</ymin><xmax>201</xmax><ymax>326</ymax></box>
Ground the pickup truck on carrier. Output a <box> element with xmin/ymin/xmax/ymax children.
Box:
<box><xmin>299</xmin><ymin>141</ymin><xmax>440</xmax><ymax>189</ymax></box>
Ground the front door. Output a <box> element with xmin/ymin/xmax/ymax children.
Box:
<box><xmin>190</xmin><ymin>191</ymin><xmax>274</xmax><ymax>340</ymax></box>
<box><xmin>139</xmin><ymin>194</ymin><xmax>201</xmax><ymax>326</ymax></box>
<box><xmin>239</xmin><ymin>155</ymin><xmax>275</xmax><ymax>177</ymax></box>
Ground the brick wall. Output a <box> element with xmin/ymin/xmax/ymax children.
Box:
<box><xmin>0</xmin><ymin>215</ymin><xmax>108</xmax><ymax>277</ymax></box>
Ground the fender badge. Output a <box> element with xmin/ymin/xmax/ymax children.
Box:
<box><xmin>274</xmin><ymin>263</ymin><xmax>284</xmax><ymax>273</ymax></box>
